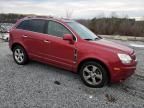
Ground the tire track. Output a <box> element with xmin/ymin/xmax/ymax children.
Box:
<box><xmin>120</xmin><ymin>74</ymin><xmax>144</xmax><ymax>100</ymax></box>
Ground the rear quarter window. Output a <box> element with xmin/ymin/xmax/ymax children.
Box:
<box><xmin>16</xmin><ymin>20</ymin><xmax>30</xmax><ymax>30</ymax></box>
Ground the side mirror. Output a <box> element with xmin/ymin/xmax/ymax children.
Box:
<box><xmin>63</xmin><ymin>34</ymin><xmax>74</xmax><ymax>44</ymax></box>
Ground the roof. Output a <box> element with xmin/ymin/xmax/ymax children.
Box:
<box><xmin>22</xmin><ymin>15</ymin><xmax>74</xmax><ymax>23</ymax></box>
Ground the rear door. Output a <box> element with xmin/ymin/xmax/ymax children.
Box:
<box><xmin>16</xmin><ymin>19</ymin><xmax>47</xmax><ymax>58</ymax></box>
<box><xmin>44</xmin><ymin>20</ymin><xmax>76</xmax><ymax>69</ymax></box>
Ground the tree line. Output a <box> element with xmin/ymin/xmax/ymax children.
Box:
<box><xmin>0</xmin><ymin>13</ymin><xmax>26</xmax><ymax>23</ymax></box>
<box><xmin>77</xmin><ymin>18</ymin><xmax>144</xmax><ymax>37</ymax></box>
<box><xmin>0</xmin><ymin>13</ymin><xmax>144</xmax><ymax>37</ymax></box>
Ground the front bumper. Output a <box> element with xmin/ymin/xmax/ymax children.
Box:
<box><xmin>110</xmin><ymin>61</ymin><xmax>137</xmax><ymax>83</ymax></box>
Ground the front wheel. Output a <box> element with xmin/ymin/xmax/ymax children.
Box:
<box><xmin>80</xmin><ymin>61</ymin><xmax>108</xmax><ymax>88</ymax></box>
<box><xmin>13</xmin><ymin>45</ymin><xmax>29</xmax><ymax>65</ymax></box>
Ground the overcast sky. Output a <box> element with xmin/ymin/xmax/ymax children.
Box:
<box><xmin>0</xmin><ymin>0</ymin><xmax>144</xmax><ymax>20</ymax></box>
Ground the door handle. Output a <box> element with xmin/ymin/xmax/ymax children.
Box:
<box><xmin>44</xmin><ymin>40</ymin><xmax>51</xmax><ymax>43</ymax></box>
<box><xmin>22</xmin><ymin>35</ymin><xmax>28</xmax><ymax>38</ymax></box>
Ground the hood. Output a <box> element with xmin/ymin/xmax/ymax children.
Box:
<box><xmin>90</xmin><ymin>39</ymin><xmax>133</xmax><ymax>54</ymax></box>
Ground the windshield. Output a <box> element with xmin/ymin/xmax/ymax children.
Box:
<box><xmin>67</xmin><ymin>21</ymin><xmax>99</xmax><ymax>40</ymax></box>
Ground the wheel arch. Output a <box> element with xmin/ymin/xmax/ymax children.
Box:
<box><xmin>77</xmin><ymin>58</ymin><xmax>111</xmax><ymax>83</ymax></box>
<box><xmin>11</xmin><ymin>42</ymin><xmax>26</xmax><ymax>51</ymax></box>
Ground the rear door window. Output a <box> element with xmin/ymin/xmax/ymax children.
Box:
<box><xmin>29</xmin><ymin>19</ymin><xmax>45</xmax><ymax>33</ymax></box>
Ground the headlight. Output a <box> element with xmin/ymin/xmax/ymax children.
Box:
<box><xmin>118</xmin><ymin>53</ymin><xmax>132</xmax><ymax>64</ymax></box>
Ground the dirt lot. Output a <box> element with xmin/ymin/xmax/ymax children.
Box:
<box><xmin>0</xmin><ymin>39</ymin><xmax>144</xmax><ymax>108</ymax></box>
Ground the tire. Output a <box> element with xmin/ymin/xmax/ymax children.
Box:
<box><xmin>13</xmin><ymin>45</ymin><xmax>29</xmax><ymax>65</ymax></box>
<box><xmin>80</xmin><ymin>61</ymin><xmax>108</xmax><ymax>88</ymax></box>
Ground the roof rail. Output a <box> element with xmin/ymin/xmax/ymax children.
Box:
<box><xmin>23</xmin><ymin>15</ymin><xmax>54</xmax><ymax>19</ymax></box>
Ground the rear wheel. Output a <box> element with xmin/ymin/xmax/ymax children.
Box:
<box><xmin>80</xmin><ymin>61</ymin><xmax>108</xmax><ymax>88</ymax></box>
<box><xmin>13</xmin><ymin>45</ymin><xmax>29</xmax><ymax>65</ymax></box>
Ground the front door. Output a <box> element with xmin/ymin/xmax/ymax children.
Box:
<box><xmin>44</xmin><ymin>20</ymin><xmax>76</xmax><ymax>70</ymax></box>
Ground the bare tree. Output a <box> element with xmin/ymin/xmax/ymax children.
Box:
<box><xmin>0</xmin><ymin>8</ymin><xmax>3</xmax><ymax>38</ymax></box>
<box><xmin>65</xmin><ymin>8</ymin><xmax>74</xmax><ymax>19</ymax></box>
<box><xmin>96</xmin><ymin>12</ymin><xmax>105</xmax><ymax>19</ymax></box>
<box><xmin>110</xmin><ymin>12</ymin><xmax>118</xmax><ymax>18</ymax></box>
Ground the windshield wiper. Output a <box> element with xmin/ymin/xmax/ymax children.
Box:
<box><xmin>94</xmin><ymin>37</ymin><xmax>102</xmax><ymax>40</ymax></box>
<box><xmin>84</xmin><ymin>37</ymin><xmax>101</xmax><ymax>41</ymax></box>
<box><xmin>94</xmin><ymin>37</ymin><xmax>99</xmax><ymax>40</ymax></box>
<box><xmin>84</xmin><ymin>38</ymin><xmax>94</xmax><ymax>41</ymax></box>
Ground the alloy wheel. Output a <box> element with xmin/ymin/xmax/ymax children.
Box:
<box><xmin>14</xmin><ymin>48</ymin><xmax>24</xmax><ymax>63</ymax></box>
<box><xmin>83</xmin><ymin>65</ymin><xmax>103</xmax><ymax>85</ymax></box>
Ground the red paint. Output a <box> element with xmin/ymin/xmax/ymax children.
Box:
<box><xmin>9</xmin><ymin>17</ymin><xmax>137</xmax><ymax>83</ymax></box>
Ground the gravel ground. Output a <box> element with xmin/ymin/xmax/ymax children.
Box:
<box><xmin>0</xmin><ymin>40</ymin><xmax>144</xmax><ymax>108</ymax></box>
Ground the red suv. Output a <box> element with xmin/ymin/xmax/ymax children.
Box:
<box><xmin>9</xmin><ymin>16</ymin><xmax>137</xmax><ymax>88</ymax></box>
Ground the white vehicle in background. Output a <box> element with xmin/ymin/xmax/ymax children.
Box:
<box><xmin>0</xmin><ymin>26</ymin><xmax>9</xmax><ymax>41</ymax></box>
<box><xmin>2</xmin><ymin>33</ymin><xmax>9</xmax><ymax>41</ymax></box>
<box><xmin>0</xmin><ymin>23</ymin><xmax>13</xmax><ymax>41</ymax></box>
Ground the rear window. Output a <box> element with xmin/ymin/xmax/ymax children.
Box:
<box><xmin>16</xmin><ymin>19</ymin><xmax>46</xmax><ymax>33</ymax></box>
